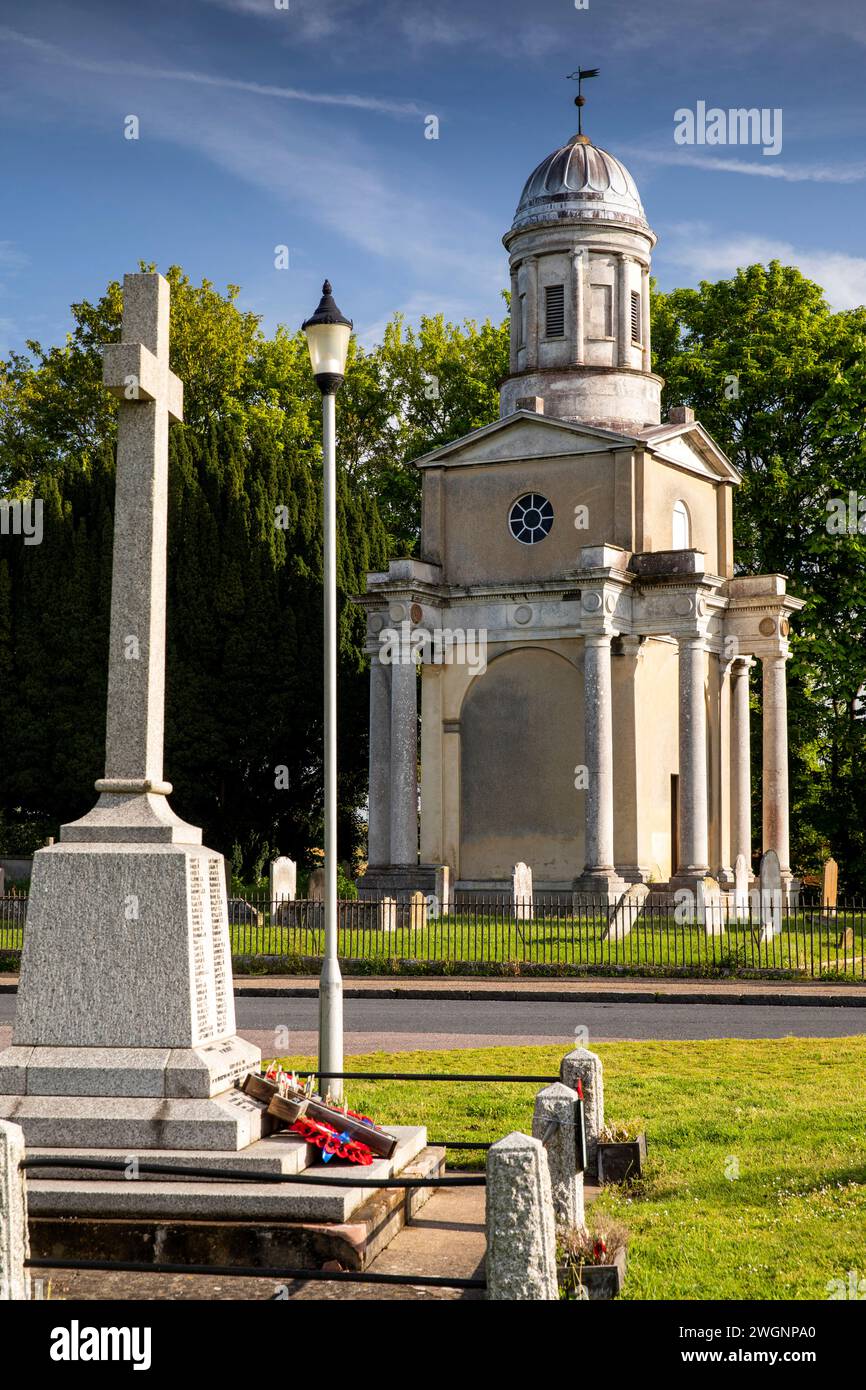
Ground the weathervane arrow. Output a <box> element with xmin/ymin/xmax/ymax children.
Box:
<box><xmin>567</xmin><ymin>66</ymin><xmax>600</xmax><ymax>137</ymax></box>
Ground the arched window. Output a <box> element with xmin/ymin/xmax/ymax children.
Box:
<box><xmin>672</xmin><ymin>499</ymin><xmax>691</xmax><ymax>550</ymax></box>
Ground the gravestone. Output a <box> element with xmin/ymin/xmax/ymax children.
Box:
<box><xmin>758</xmin><ymin>849</ymin><xmax>782</xmax><ymax>942</ymax></box>
<box><xmin>822</xmin><ymin>857</ymin><xmax>838</xmax><ymax>912</ymax></box>
<box><xmin>0</xmin><ymin>274</ymin><xmax>261</xmax><ymax>1151</ymax></box>
<box><xmin>734</xmin><ymin>853</ymin><xmax>749</xmax><ymax>920</ymax></box>
<box><xmin>308</xmin><ymin>867</ymin><xmax>325</xmax><ymax>902</ymax></box>
<box><xmin>408</xmin><ymin>890</ymin><xmax>428</xmax><ymax>931</ymax></box>
<box><xmin>270</xmin><ymin>856</ymin><xmax>296</xmax><ymax>906</ymax></box>
<box><xmin>604</xmin><ymin>882</ymin><xmax>649</xmax><ymax>941</ymax></box>
<box><xmin>512</xmin><ymin>862</ymin><xmax>533</xmax><ymax>921</ymax></box>
<box><xmin>697</xmin><ymin>876</ymin><xmax>724</xmax><ymax>937</ymax></box>
<box><xmin>379</xmin><ymin>897</ymin><xmax>397</xmax><ymax>932</ymax></box>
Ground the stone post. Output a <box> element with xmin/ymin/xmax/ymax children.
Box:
<box><xmin>524</xmin><ymin>256</ymin><xmax>539</xmax><ymax>370</ymax></box>
<box><xmin>389</xmin><ymin>646</ymin><xmax>418</xmax><ymax>867</ymax></box>
<box><xmin>730</xmin><ymin>656</ymin><xmax>753</xmax><ymax>874</ymax></box>
<box><xmin>560</xmin><ymin>1046</ymin><xmax>604</xmax><ymax>1176</ymax></box>
<box><xmin>532</xmin><ymin>1083</ymin><xmax>586</xmax><ymax>1230</ymax></box>
<box><xmin>486</xmin><ymin>1133</ymin><xmax>558</xmax><ymax>1300</ymax></box>
<box><xmin>761</xmin><ymin>653</ymin><xmax>791</xmax><ymax>880</ymax></box>
<box><xmin>616</xmin><ymin>253</ymin><xmax>630</xmax><ymax>367</ymax></box>
<box><xmin>367</xmin><ymin>651</ymin><xmax>392</xmax><ymax>866</ymax></box>
<box><xmin>0</xmin><ymin>1121</ymin><xmax>29</xmax><ymax>1301</ymax></box>
<box><xmin>676</xmin><ymin>636</ymin><xmax>710</xmax><ymax>881</ymax></box>
<box><xmin>572</xmin><ymin>248</ymin><xmax>585</xmax><ymax>366</ymax></box>
<box><xmin>509</xmin><ymin>263</ymin><xmax>520</xmax><ymax>372</ymax></box>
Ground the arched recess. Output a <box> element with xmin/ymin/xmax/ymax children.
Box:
<box><xmin>672</xmin><ymin>499</ymin><xmax>691</xmax><ymax>549</ymax></box>
<box><xmin>459</xmin><ymin>646</ymin><xmax>583</xmax><ymax>883</ymax></box>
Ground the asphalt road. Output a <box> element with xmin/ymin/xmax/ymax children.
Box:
<box><xmin>2</xmin><ymin>992</ymin><xmax>864</xmax><ymax>1051</ymax></box>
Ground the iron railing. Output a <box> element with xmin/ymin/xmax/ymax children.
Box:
<box><xmin>2</xmin><ymin>891</ymin><xmax>864</xmax><ymax>979</ymax></box>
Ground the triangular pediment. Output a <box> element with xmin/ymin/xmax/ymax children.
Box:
<box><xmin>639</xmin><ymin>421</ymin><xmax>741</xmax><ymax>485</ymax></box>
<box><xmin>412</xmin><ymin>410</ymin><xmax>636</xmax><ymax>470</ymax></box>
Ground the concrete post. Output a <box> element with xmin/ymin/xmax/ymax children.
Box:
<box><xmin>389</xmin><ymin>648</ymin><xmax>418</xmax><ymax>866</ymax></box>
<box><xmin>677</xmin><ymin>636</ymin><xmax>710</xmax><ymax>880</ymax></box>
<box><xmin>532</xmin><ymin>1083</ymin><xmax>586</xmax><ymax>1230</ymax></box>
<box><xmin>0</xmin><ymin>1121</ymin><xmax>29</xmax><ymax>1301</ymax></box>
<box><xmin>486</xmin><ymin>1133</ymin><xmax>558</xmax><ymax>1300</ymax></box>
<box><xmin>560</xmin><ymin>1047</ymin><xmax>604</xmax><ymax>1176</ymax></box>
<box><xmin>730</xmin><ymin>657</ymin><xmax>753</xmax><ymax>873</ymax></box>
<box><xmin>367</xmin><ymin>652</ymin><xmax>392</xmax><ymax>866</ymax></box>
<box><xmin>761</xmin><ymin>653</ymin><xmax>791</xmax><ymax>877</ymax></box>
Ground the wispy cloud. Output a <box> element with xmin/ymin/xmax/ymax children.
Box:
<box><xmin>624</xmin><ymin>144</ymin><xmax>866</xmax><ymax>185</ymax></box>
<box><xmin>0</xmin><ymin>24</ymin><xmax>423</xmax><ymax>118</ymax></box>
<box><xmin>660</xmin><ymin>224</ymin><xmax>866</xmax><ymax>310</ymax></box>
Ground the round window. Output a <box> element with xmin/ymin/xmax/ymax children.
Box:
<box><xmin>509</xmin><ymin>493</ymin><xmax>554</xmax><ymax>545</ymax></box>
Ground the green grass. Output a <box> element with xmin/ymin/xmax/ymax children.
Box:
<box><xmin>273</xmin><ymin>1038</ymin><xmax>866</xmax><ymax>1300</ymax></box>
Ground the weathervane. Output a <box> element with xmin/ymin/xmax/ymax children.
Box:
<box><xmin>567</xmin><ymin>67</ymin><xmax>599</xmax><ymax>137</ymax></box>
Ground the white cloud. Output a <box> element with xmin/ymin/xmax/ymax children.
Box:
<box><xmin>0</xmin><ymin>24</ymin><xmax>422</xmax><ymax>118</ymax></box>
<box><xmin>660</xmin><ymin>225</ymin><xmax>866</xmax><ymax>310</ymax></box>
<box><xmin>624</xmin><ymin>145</ymin><xmax>866</xmax><ymax>185</ymax></box>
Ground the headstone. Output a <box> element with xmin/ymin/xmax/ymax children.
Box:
<box><xmin>486</xmin><ymin>1133</ymin><xmax>558</xmax><ymax>1300</ymax></box>
<box><xmin>426</xmin><ymin>864</ymin><xmax>450</xmax><ymax>919</ymax></box>
<box><xmin>308</xmin><ymin>867</ymin><xmax>325</xmax><ymax>902</ymax></box>
<box><xmin>560</xmin><ymin>1047</ymin><xmax>604</xmax><ymax>1176</ymax></box>
<box><xmin>734</xmin><ymin>853</ymin><xmax>749</xmax><ymax>920</ymax></box>
<box><xmin>604</xmin><ymin>882</ymin><xmax>649</xmax><ymax>941</ymax></box>
<box><xmin>270</xmin><ymin>856</ymin><xmax>296</xmax><ymax>905</ymax></box>
<box><xmin>758</xmin><ymin>849</ymin><xmax>782</xmax><ymax>942</ymax></box>
<box><xmin>697</xmin><ymin>875</ymin><xmax>724</xmax><ymax>936</ymax></box>
<box><xmin>0</xmin><ymin>274</ymin><xmax>261</xmax><ymax>1153</ymax></box>
<box><xmin>409</xmin><ymin>890</ymin><xmax>428</xmax><ymax>931</ymax></box>
<box><xmin>0</xmin><ymin>1121</ymin><xmax>29</xmax><ymax>1300</ymax></box>
<box><xmin>822</xmin><ymin>857</ymin><xmax>838</xmax><ymax>911</ymax></box>
<box><xmin>228</xmin><ymin>898</ymin><xmax>263</xmax><ymax>927</ymax></box>
<box><xmin>512</xmin><ymin>862</ymin><xmax>533</xmax><ymax>921</ymax></box>
<box><xmin>379</xmin><ymin>897</ymin><xmax>397</xmax><ymax>932</ymax></box>
<box><xmin>532</xmin><ymin>1082</ymin><xmax>586</xmax><ymax>1230</ymax></box>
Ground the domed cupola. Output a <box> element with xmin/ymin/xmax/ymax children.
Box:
<box><xmin>513</xmin><ymin>134</ymin><xmax>650</xmax><ymax>235</ymax></box>
<box><xmin>500</xmin><ymin>84</ymin><xmax>662</xmax><ymax>433</ymax></box>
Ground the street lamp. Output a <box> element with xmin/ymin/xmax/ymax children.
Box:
<box><xmin>302</xmin><ymin>280</ymin><xmax>353</xmax><ymax>1103</ymax></box>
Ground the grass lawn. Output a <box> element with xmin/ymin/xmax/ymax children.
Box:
<box><xmin>275</xmin><ymin>1038</ymin><xmax>866</xmax><ymax>1300</ymax></box>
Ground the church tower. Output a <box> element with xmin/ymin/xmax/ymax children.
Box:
<box><xmin>357</xmin><ymin>91</ymin><xmax>802</xmax><ymax>908</ymax></box>
<box><xmin>500</xmin><ymin>131</ymin><xmax>662</xmax><ymax>433</ymax></box>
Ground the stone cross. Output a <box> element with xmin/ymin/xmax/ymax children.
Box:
<box><xmin>99</xmin><ymin>273</ymin><xmax>183</xmax><ymax>795</ymax></box>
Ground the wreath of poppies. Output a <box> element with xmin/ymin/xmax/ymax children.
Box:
<box><xmin>290</xmin><ymin>1115</ymin><xmax>374</xmax><ymax>1165</ymax></box>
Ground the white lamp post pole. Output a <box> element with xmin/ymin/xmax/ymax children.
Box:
<box><xmin>302</xmin><ymin>281</ymin><xmax>353</xmax><ymax>1104</ymax></box>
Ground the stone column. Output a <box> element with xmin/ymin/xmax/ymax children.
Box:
<box><xmin>676</xmin><ymin>637</ymin><xmax>710</xmax><ymax>880</ymax></box>
<box><xmin>761</xmin><ymin>653</ymin><xmax>791</xmax><ymax>876</ymax></box>
<box><xmin>616</xmin><ymin>253</ymin><xmax>630</xmax><ymax>367</ymax></box>
<box><xmin>572</xmin><ymin>248</ymin><xmax>585</xmax><ymax>365</ymax></box>
<box><xmin>389</xmin><ymin>646</ymin><xmax>418</xmax><ymax>866</ymax></box>
<box><xmin>532</xmin><ymin>1083</ymin><xmax>585</xmax><ymax>1230</ymax></box>
<box><xmin>367</xmin><ymin>651</ymin><xmax>391</xmax><ymax>866</ymax></box>
<box><xmin>509</xmin><ymin>262</ymin><xmax>520</xmax><ymax>373</ymax></box>
<box><xmin>730</xmin><ymin>657</ymin><xmax>753</xmax><ymax>872</ymax></box>
<box><xmin>582</xmin><ymin>634</ymin><xmax>616</xmax><ymax>881</ymax></box>
<box><xmin>524</xmin><ymin>256</ymin><xmax>539</xmax><ymax>370</ymax></box>
<box><xmin>560</xmin><ymin>1047</ymin><xmax>604</xmax><ymax>1177</ymax></box>
<box><xmin>640</xmin><ymin>264</ymin><xmax>651</xmax><ymax>372</ymax></box>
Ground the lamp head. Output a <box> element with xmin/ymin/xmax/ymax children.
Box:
<box><xmin>302</xmin><ymin>280</ymin><xmax>353</xmax><ymax>394</ymax></box>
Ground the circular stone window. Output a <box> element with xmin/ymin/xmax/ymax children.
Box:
<box><xmin>509</xmin><ymin>493</ymin><xmax>554</xmax><ymax>545</ymax></box>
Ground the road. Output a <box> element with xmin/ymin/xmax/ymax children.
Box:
<box><xmin>2</xmin><ymin>991</ymin><xmax>865</xmax><ymax>1052</ymax></box>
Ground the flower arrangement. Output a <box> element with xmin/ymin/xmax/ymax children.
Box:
<box><xmin>558</xmin><ymin>1220</ymin><xmax>629</xmax><ymax>1300</ymax></box>
<box><xmin>597</xmin><ymin>1122</ymin><xmax>634</xmax><ymax>1144</ymax></box>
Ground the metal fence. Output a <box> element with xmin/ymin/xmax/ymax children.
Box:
<box><xmin>3</xmin><ymin>890</ymin><xmax>864</xmax><ymax>979</ymax></box>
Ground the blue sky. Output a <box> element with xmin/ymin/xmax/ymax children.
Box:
<box><xmin>1</xmin><ymin>0</ymin><xmax>865</xmax><ymax>359</ymax></box>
